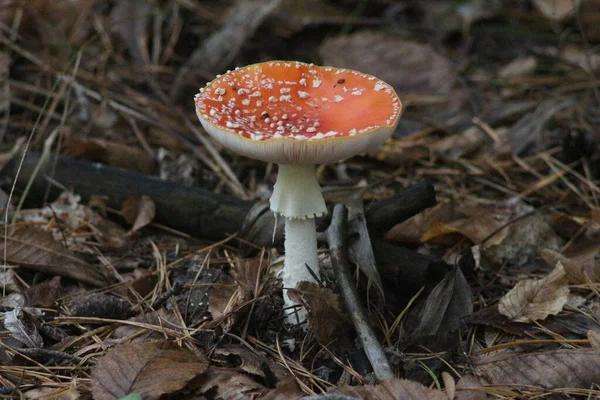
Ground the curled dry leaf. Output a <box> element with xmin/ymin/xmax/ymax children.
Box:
<box><xmin>91</xmin><ymin>340</ymin><xmax>208</xmax><ymax>400</ymax></box>
<box><xmin>399</xmin><ymin>265</ymin><xmax>472</xmax><ymax>349</ymax></box>
<box><xmin>3</xmin><ymin>307</ymin><xmax>44</xmax><ymax>348</ymax></box>
<box><xmin>498</xmin><ymin>263</ymin><xmax>569</xmax><ymax>322</ymax></box>
<box><xmin>0</xmin><ymin>223</ymin><xmax>108</xmax><ymax>287</ymax></box>
<box><xmin>541</xmin><ymin>248</ymin><xmax>600</xmax><ymax>284</ymax></box>
<box><xmin>121</xmin><ymin>195</ymin><xmax>156</xmax><ymax>232</ymax></box>
<box><xmin>414</xmin><ymin>197</ymin><xmax>560</xmax><ymax>265</ymax></box>
<box><xmin>336</xmin><ymin>377</ymin><xmax>447</xmax><ymax>400</ymax></box>
<box><xmin>319</xmin><ymin>31</ymin><xmax>455</xmax><ymax>95</ymax></box>
<box><xmin>475</xmin><ymin>348</ymin><xmax>600</xmax><ymax>389</ymax></box>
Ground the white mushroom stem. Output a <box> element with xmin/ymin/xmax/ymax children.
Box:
<box><xmin>282</xmin><ymin>217</ymin><xmax>318</xmax><ymax>320</ymax></box>
<box><xmin>270</xmin><ymin>164</ymin><xmax>327</xmax><ymax>324</ymax></box>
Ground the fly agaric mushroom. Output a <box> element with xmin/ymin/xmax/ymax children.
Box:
<box><xmin>194</xmin><ymin>61</ymin><xmax>401</xmax><ymax>323</ymax></box>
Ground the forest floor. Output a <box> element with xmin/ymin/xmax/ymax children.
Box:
<box><xmin>0</xmin><ymin>0</ymin><xmax>599</xmax><ymax>399</ymax></box>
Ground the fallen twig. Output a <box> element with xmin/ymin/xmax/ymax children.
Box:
<box><xmin>325</xmin><ymin>203</ymin><xmax>394</xmax><ymax>381</ymax></box>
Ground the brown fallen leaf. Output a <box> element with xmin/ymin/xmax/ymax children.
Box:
<box><xmin>541</xmin><ymin>248</ymin><xmax>600</xmax><ymax>284</ymax></box>
<box><xmin>319</xmin><ymin>31</ymin><xmax>455</xmax><ymax>95</ymax></box>
<box><xmin>498</xmin><ymin>263</ymin><xmax>569</xmax><ymax>322</ymax></box>
<box><xmin>0</xmin><ymin>224</ymin><xmax>108</xmax><ymax>287</ymax></box>
<box><xmin>455</xmin><ymin>374</ymin><xmax>489</xmax><ymax>400</ymax></box>
<box><xmin>287</xmin><ymin>281</ymin><xmax>353</xmax><ymax>347</ymax></box>
<box><xmin>336</xmin><ymin>377</ymin><xmax>447</xmax><ymax>399</ymax></box>
<box><xmin>192</xmin><ymin>367</ymin><xmax>266</xmax><ymax>400</ymax></box>
<box><xmin>121</xmin><ymin>195</ymin><xmax>156</xmax><ymax>232</ymax></box>
<box><xmin>414</xmin><ymin>197</ymin><xmax>560</xmax><ymax>265</ymax></box>
<box><xmin>588</xmin><ymin>330</ymin><xmax>600</xmax><ymax>349</ymax></box>
<box><xmin>23</xmin><ymin>276</ymin><xmax>63</xmax><ymax>307</ymax></box>
<box><xmin>207</xmin><ymin>272</ymin><xmax>239</xmax><ymax>332</ymax></box>
<box><xmin>474</xmin><ymin>348</ymin><xmax>600</xmax><ymax>389</ymax></box>
<box><xmin>260</xmin><ymin>378</ymin><xmax>304</xmax><ymax>400</ymax></box>
<box><xmin>23</xmin><ymin>385</ymin><xmax>79</xmax><ymax>400</ymax></box>
<box><xmin>214</xmin><ymin>345</ymin><xmax>289</xmax><ymax>381</ymax></box>
<box><xmin>113</xmin><ymin>309</ymin><xmax>182</xmax><ymax>342</ymax></box>
<box><xmin>92</xmin><ymin>340</ymin><xmax>208</xmax><ymax>400</ymax></box>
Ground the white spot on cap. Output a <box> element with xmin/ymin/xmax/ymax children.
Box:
<box><xmin>241</xmin><ymin>99</ymin><xmax>251</xmax><ymax>106</ymax></box>
<box><xmin>209</xmin><ymin>109</ymin><xmax>217</xmax><ymax>116</ymax></box>
<box><xmin>312</xmin><ymin>79</ymin><xmax>322</xmax><ymax>88</ymax></box>
<box><xmin>334</xmin><ymin>95</ymin><xmax>344</xmax><ymax>102</ymax></box>
<box><xmin>299</xmin><ymin>78</ymin><xmax>307</xmax><ymax>86</ymax></box>
<box><xmin>251</xmin><ymin>91</ymin><xmax>262</xmax><ymax>97</ymax></box>
<box><xmin>374</xmin><ymin>82</ymin><xmax>386</xmax><ymax>91</ymax></box>
<box><xmin>269</xmin><ymin>96</ymin><xmax>278</xmax><ymax>102</ymax></box>
<box><xmin>306</xmin><ymin>127</ymin><xmax>317</xmax><ymax>133</ymax></box>
<box><xmin>298</xmin><ymin>91</ymin><xmax>310</xmax><ymax>99</ymax></box>
<box><xmin>279</xmin><ymin>95</ymin><xmax>292</xmax><ymax>102</ymax></box>
<box><xmin>280</xmin><ymin>88</ymin><xmax>291</xmax><ymax>94</ymax></box>
<box><xmin>215</xmin><ymin>87</ymin><xmax>226</xmax><ymax>95</ymax></box>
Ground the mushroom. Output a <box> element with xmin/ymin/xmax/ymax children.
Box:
<box><xmin>194</xmin><ymin>61</ymin><xmax>402</xmax><ymax>324</ymax></box>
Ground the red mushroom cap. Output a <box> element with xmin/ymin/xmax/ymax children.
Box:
<box><xmin>195</xmin><ymin>61</ymin><xmax>402</xmax><ymax>165</ymax></box>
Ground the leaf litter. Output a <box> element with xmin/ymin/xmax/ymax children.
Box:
<box><xmin>0</xmin><ymin>0</ymin><xmax>600</xmax><ymax>399</ymax></box>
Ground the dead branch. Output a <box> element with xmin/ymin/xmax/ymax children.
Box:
<box><xmin>2</xmin><ymin>153</ymin><xmax>436</xmax><ymax>242</ymax></box>
<box><xmin>325</xmin><ymin>203</ymin><xmax>394</xmax><ymax>382</ymax></box>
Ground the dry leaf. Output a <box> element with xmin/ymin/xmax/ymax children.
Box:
<box><xmin>336</xmin><ymin>377</ymin><xmax>447</xmax><ymax>399</ymax></box>
<box><xmin>414</xmin><ymin>197</ymin><xmax>560</xmax><ymax>265</ymax></box>
<box><xmin>498</xmin><ymin>56</ymin><xmax>537</xmax><ymax>79</ymax></box>
<box><xmin>0</xmin><ymin>224</ymin><xmax>108</xmax><ymax>287</ymax></box>
<box><xmin>3</xmin><ymin>307</ymin><xmax>44</xmax><ymax>348</ymax></box>
<box><xmin>475</xmin><ymin>348</ymin><xmax>600</xmax><ymax>389</ymax></box>
<box><xmin>121</xmin><ymin>195</ymin><xmax>156</xmax><ymax>232</ymax></box>
<box><xmin>0</xmin><ymin>268</ymin><xmax>21</xmax><ymax>293</ymax></box>
<box><xmin>113</xmin><ymin>309</ymin><xmax>182</xmax><ymax>342</ymax></box>
<box><xmin>214</xmin><ymin>345</ymin><xmax>289</xmax><ymax>381</ymax></box>
<box><xmin>541</xmin><ymin>248</ymin><xmax>600</xmax><ymax>284</ymax></box>
<box><xmin>260</xmin><ymin>378</ymin><xmax>304</xmax><ymax>400</ymax></box>
<box><xmin>320</xmin><ymin>31</ymin><xmax>455</xmax><ymax>95</ymax></box>
<box><xmin>287</xmin><ymin>281</ymin><xmax>353</xmax><ymax>347</ymax></box>
<box><xmin>23</xmin><ymin>386</ymin><xmax>79</xmax><ymax>399</ymax></box>
<box><xmin>193</xmin><ymin>368</ymin><xmax>265</xmax><ymax>400</ymax></box>
<box><xmin>207</xmin><ymin>272</ymin><xmax>239</xmax><ymax>331</ymax></box>
<box><xmin>92</xmin><ymin>340</ymin><xmax>208</xmax><ymax>400</ymax></box>
<box><xmin>23</xmin><ymin>276</ymin><xmax>62</xmax><ymax>307</ymax></box>
<box><xmin>455</xmin><ymin>374</ymin><xmax>489</xmax><ymax>400</ymax></box>
<box><xmin>588</xmin><ymin>330</ymin><xmax>600</xmax><ymax>349</ymax></box>
<box><xmin>498</xmin><ymin>263</ymin><xmax>569</xmax><ymax>322</ymax></box>
<box><xmin>399</xmin><ymin>265</ymin><xmax>472</xmax><ymax>348</ymax></box>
